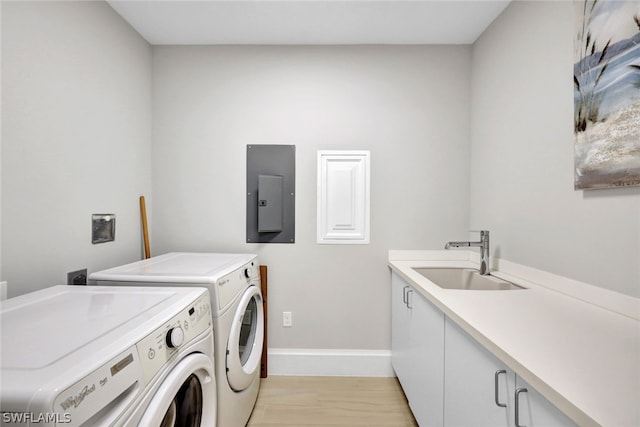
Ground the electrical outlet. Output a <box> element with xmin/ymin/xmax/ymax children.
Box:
<box><xmin>283</xmin><ymin>311</ymin><xmax>292</xmax><ymax>327</ymax></box>
<box><xmin>67</xmin><ymin>268</ymin><xmax>88</xmax><ymax>285</ymax></box>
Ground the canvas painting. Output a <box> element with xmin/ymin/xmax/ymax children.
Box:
<box><xmin>574</xmin><ymin>0</ymin><xmax>640</xmax><ymax>190</ymax></box>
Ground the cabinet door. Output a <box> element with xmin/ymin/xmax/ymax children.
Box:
<box><xmin>444</xmin><ymin>317</ymin><xmax>512</xmax><ymax>427</ymax></box>
<box><xmin>391</xmin><ymin>272</ymin><xmax>412</xmax><ymax>387</ymax></box>
<box><xmin>407</xmin><ymin>287</ymin><xmax>445</xmax><ymax>427</ymax></box>
<box><xmin>444</xmin><ymin>317</ymin><xmax>577</xmax><ymax>427</ymax></box>
<box><xmin>391</xmin><ymin>272</ymin><xmax>445</xmax><ymax>427</ymax></box>
<box><xmin>513</xmin><ymin>376</ymin><xmax>577</xmax><ymax>427</ymax></box>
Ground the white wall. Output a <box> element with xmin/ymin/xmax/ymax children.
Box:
<box><xmin>152</xmin><ymin>45</ymin><xmax>471</xmax><ymax>349</ymax></box>
<box><xmin>4</xmin><ymin>0</ymin><xmax>634</xmax><ymax>354</ymax></box>
<box><xmin>470</xmin><ymin>1</ymin><xmax>640</xmax><ymax>298</ymax></box>
<box><xmin>1</xmin><ymin>1</ymin><xmax>152</xmax><ymax>297</ymax></box>
<box><xmin>0</xmin><ymin>1</ymin><xmax>3</xmax><ymax>283</ymax></box>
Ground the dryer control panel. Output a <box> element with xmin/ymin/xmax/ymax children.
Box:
<box><xmin>216</xmin><ymin>258</ymin><xmax>260</xmax><ymax>311</ymax></box>
<box><xmin>136</xmin><ymin>292</ymin><xmax>212</xmax><ymax>384</ymax></box>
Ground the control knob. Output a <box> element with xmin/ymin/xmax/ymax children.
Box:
<box><xmin>243</xmin><ymin>267</ymin><xmax>253</xmax><ymax>279</ymax></box>
<box><xmin>166</xmin><ymin>327</ymin><xmax>185</xmax><ymax>349</ymax></box>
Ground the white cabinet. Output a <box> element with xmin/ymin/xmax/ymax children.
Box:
<box><xmin>391</xmin><ymin>272</ymin><xmax>411</xmax><ymax>383</ymax></box>
<box><xmin>444</xmin><ymin>318</ymin><xmax>576</xmax><ymax>427</ymax></box>
<box><xmin>391</xmin><ymin>274</ymin><xmax>577</xmax><ymax>427</ymax></box>
<box><xmin>409</xmin><ymin>285</ymin><xmax>445</xmax><ymax>426</ymax></box>
<box><xmin>513</xmin><ymin>376</ymin><xmax>577</xmax><ymax>427</ymax></box>
<box><xmin>444</xmin><ymin>317</ymin><xmax>511</xmax><ymax>427</ymax></box>
<box><xmin>391</xmin><ymin>272</ymin><xmax>444</xmax><ymax>427</ymax></box>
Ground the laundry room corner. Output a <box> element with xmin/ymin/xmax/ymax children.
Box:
<box><xmin>0</xmin><ymin>0</ymin><xmax>153</xmax><ymax>297</ymax></box>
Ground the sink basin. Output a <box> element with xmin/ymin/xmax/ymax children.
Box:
<box><xmin>412</xmin><ymin>268</ymin><xmax>525</xmax><ymax>291</ymax></box>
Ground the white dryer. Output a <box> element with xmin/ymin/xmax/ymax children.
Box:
<box><xmin>0</xmin><ymin>285</ymin><xmax>216</xmax><ymax>426</ymax></box>
<box><xmin>90</xmin><ymin>252</ymin><xmax>264</xmax><ymax>427</ymax></box>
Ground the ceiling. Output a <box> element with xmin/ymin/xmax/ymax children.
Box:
<box><xmin>106</xmin><ymin>1</ymin><xmax>512</xmax><ymax>45</ymax></box>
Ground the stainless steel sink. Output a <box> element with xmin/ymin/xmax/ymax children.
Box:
<box><xmin>412</xmin><ymin>268</ymin><xmax>525</xmax><ymax>291</ymax></box>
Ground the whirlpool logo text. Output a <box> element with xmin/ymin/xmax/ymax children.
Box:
<box><xmin>60</xmin><ymin>383</ymin><xmax>96</xmax><ymax>410</ymax></box>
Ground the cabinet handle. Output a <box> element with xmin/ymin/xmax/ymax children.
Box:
<box><xmin>406</xmin><ymin>289</ymin><xmax>413</xmax><ymax>309</ymax></box>
<box><xmin>494</xmin><ymin>370</ymin><xmax>507</xmax><ymax>408</ymax></box>
<box><xmin>515</xmin><ymin>387</ymin><xmax>528</xmax><ymax>427</ymax></box>
<box><xmin>402</xmin><ymin>286</ymin><xmax>410</xmax><ymax>305</ymax></box>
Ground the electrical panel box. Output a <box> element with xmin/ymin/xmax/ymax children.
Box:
<box><xmin>247</xmin><ymin>145</ymin><xmax>295</xmax><ymax>243</ymax></box>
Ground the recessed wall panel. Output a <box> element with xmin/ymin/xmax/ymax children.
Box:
<box><xmin>317</xmin><ymin>151</ymin><xmax>370</xmax><ymax>244</ymax></box>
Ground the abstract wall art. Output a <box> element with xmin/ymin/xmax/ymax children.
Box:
<box><xmin>574</xmin><ymin>0</ymin><xmax>640</xmax><ymax>189</ymax></box>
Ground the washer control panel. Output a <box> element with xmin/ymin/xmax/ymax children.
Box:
<box><xmin>136</xmin><ymin>291</ymin><xmax>211</xmax><ymax>384</ymax></box>
<box><xmin>165</xmin><ymin>326</ymin><xmax>185</xmax><ymax>348</ymax></box>
<box><xmin>54</xmin><ymin>347</ymin><xmax>142</xmax><ymax>426</ymax></box>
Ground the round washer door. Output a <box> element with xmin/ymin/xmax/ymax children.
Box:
<box><xmin>139</xmin><ymin>353</ymin><xmax>216</xmax><ymax>427</ymax></box>
<box><xmin>226</xmin><ymin>286</ymin><xmax>264</xmax><ymax>392</ymax></box>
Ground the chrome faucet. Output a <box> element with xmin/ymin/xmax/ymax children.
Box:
<box><xmin>445</xmin><ymin>230</ymin><xmax>490</xmax><ymax>275</ymax></box>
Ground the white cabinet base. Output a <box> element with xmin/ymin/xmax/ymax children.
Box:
<box><xmin>391</xmin><ymin>272</ymin><xmax>444</xmax><ymax>427</ymax></box>
<box><xmin>391</xmin><ymin>274</ymin><xmax>577</xmax><ymax>427</ymax></box>
<box><xmin>445</xmin><ymin>318</ymin><xmax>512</xmax><ymax>427</ymax></box>
<box><xmin>444</xmin><ymin>318</ymin><xmax>576</xmax><ymax>427</ymax></box>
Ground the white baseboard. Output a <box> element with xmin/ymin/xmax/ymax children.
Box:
<box><xmin>267</xmin><ymin>348</ymin><xmax>394</xmax><ymax>377</ymax></box>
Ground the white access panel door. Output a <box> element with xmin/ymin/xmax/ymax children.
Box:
<box><xmin>317</xmin><ymin>150</ymin><xmax>370</xmax><ymax>244</ymax></box>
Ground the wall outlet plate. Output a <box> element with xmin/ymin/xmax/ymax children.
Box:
<box><xmin>283</xmin><ymin>311</ymin><xmax>293</xmax><ymax>327</ymax></box>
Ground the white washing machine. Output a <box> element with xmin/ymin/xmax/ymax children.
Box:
<box><xmin>0</xmin><ymin>285</ymin><xmax>216</xmax><ymax>427</ymax></box>
<box><xmin>90</xmin><ymin>252</ymin><xmax>264</xmax><ymax>427</ymax></box>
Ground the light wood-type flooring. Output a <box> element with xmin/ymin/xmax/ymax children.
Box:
<box><xmin>246</xmin><ymin>376</ymin><xmax>418</xmax><ymax>427</ymax></box>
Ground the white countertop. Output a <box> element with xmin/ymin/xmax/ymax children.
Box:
<box><xmin>389</xmin><ymin>251</ymin><xmax>640</xmax><ymax>427</ymax></box>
